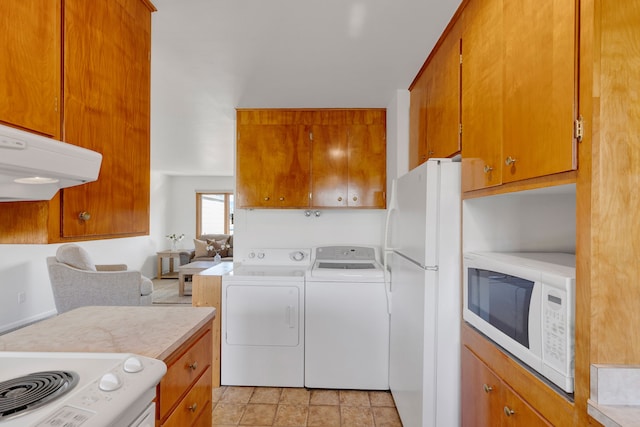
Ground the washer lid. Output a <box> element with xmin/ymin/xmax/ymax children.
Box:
<box><xmin>308</xmin><ymin>260</ymin><xmax>384</xmax><ymax>281</ymax></box>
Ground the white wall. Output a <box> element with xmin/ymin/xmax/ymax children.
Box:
<box><xmin>232</xmin><ymin>92</ymin><xmax>411</xmax><ymax>257</ymax></box>
<box><xmin>0</xmin><ymin>93</ymin><xmax>411</xmax><ymax>333</ymax></box>
<box><xmin>463</xmin><ymin>184</ymin><xmax>577</xmax><ymax>253</ymax></box>
<box><xmin>0</xmin><ymin>172</ymin><xmax>171</xmax><ymax>333</ymax></box>
<box><xmin>166</xmin><ymin>176</ymin><xmax>235</xmax><ymax>248</ymax></box>
<box><xmin>386</xmin><ymin>89</ymin><xmax>410</xmax><ymax>190</ymax></box>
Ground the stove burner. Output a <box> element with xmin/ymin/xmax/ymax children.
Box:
<box><xmin>0</xmin><ymin>371</ymin><xmax>78</xmax><ymax>420</ymax></box>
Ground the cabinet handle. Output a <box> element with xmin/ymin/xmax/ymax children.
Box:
<box><xmin>79</xmin><ymin>211</ymin><xmax>91</xmax><ymax>221</ymax></box>
<box><xmin>264</xmin><ymin>196</ymin><xmax>270</xmax><ymax>201</ymax></box>
<box><xmin>337</xmin><ymin>196</ymin><xmax>343</xmax><ymax>202</ymax></box>
<box><xmin>483</xmin><ymin>165</ymin><xmax>493</xmax><ymax>173</ymax></box>
<box><xmin>505</xmin><ymin>156</ymin><xmax>517</xmax><ymax>166</ymax></box>
<box><xmin>428</xmin><ymin>150</ymin><xmax>435</xmax><ymax>155</ymax></box>
<box><xmin>503</xmin><ymin>406</ymin><xmax>515</xmax><ymax>417</ymax></box>
<box><xmin>188</xmin><ymin>361</ymin><xmax>198</xmax><ymax>371</ymax></box>
<box><xmin>483</xmin><ymin>384</ymin><xmax>493</xmax><ymax>393</ymax></box>
<box><xmin>187</xmin><ymin>403</ymin><xmax>198</xmax><ymax>412</ymax></box>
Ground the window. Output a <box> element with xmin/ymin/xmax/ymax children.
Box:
<box><xmin>196</xmin><ymin>192</ymin><xmax>234</xmax><ymax>236</ymax></box>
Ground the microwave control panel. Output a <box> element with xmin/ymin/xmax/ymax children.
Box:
<box><xmin>542</xmin><ymin>287</ymin><xmax>570</xmax><ymax>374</ymax></box>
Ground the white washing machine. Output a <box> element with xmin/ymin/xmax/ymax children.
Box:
<box><xmin>305</xmin><ymin>246</ymin><xmax>390</xmax><ymax>390</ymax></box>
<box><xmin>221</xmin><ymin>248</ymin><xmax>310</xmax><ymax>387</ymax></box>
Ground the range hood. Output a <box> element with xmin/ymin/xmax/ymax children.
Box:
<box><xmin>0</xmin><ymin>124</ymin><xmax>102</xmax><ymax>202</ymax></box>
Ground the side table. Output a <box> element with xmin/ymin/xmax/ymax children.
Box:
<box><xmin>156</xmin><ymin>250</ymin><xmax>182</xmax><ymax>279</ymax></box>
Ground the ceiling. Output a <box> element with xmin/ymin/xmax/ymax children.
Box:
<box><xmin>150</xmin><ymin>0</ymin><xmax>461</xmax><ymax>177</ymax></box>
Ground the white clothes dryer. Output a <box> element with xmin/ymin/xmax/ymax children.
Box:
<box><xmin>221</xmin><ymin>248</ymin><xmax>310</xmax><ymax>387</ymax></box>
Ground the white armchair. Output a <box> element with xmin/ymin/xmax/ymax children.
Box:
<box><xmin>47</xmin><ymin>244</ymin><xmax>153</xmax><ymax>314</ymax></box>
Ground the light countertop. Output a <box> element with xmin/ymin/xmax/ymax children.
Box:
<box><xmin>588</xmin><ymin>364</ymin><xmax>640</xmax><ymax>426</ymax></box>
<box><xmin>0</xmin><ymin>306</ymin><xmax>216</xmax><ymax>361</ymax></box>
<box><xmin>588</xmin><ymin>401</ymin><xmax>640</xmax><ymax>427</ymax></box>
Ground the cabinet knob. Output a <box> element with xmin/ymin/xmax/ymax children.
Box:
<box><xmin>503</xmin><ymin>406</ymin><xmax>515</xmax><ymax>417</ymax></box>
<box><xmin>188</xmin><ymin>361</ymin><xmax>198</xmax><ymax>371</ymax></box>
<box><xmin>482</xmin><ymin>384</ymin><xmax>493</xmax><ymax>393</ymax></box>
<box><xmin>187</xmin><ymin>403</ymin><xmax>198</xmax><ymax>412</ymax></box>
<box><xmin>264</xmin><ymin>196</ymin><xmax>270</xmax><ymax>201</ymax></box>
<box><xmin>505</xmin><ymin>156</ymin><xmax>517</xmax><ymax>166</ymax></box>
<box><xmin>483</xmin><ymin>165</ymin><xmax>493</xmax><ymax>173</ymax></box>
<box><xmin>352</xmin><ymin>196</ymin><xmax>358</xmax><ymax>202</ymax></box>
<box><xmin>79</xmin><ymin>211</ymin><xmax>91</xmax><ymax>221</ymax></box>
<box><xmin>337</xmin><ymin>196</ymin><xmax>343</xmax><ymax>202</ymax></box>
<box><xmin>279</xmin><ymin>197</ymin><xmax>284</xmax><ymax>201</ymax></box>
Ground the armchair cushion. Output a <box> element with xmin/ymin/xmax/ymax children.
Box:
<box><xmin>56</xmin><ymin>244</ymin><xmax>96</xmax><ymax>271</ymax></box>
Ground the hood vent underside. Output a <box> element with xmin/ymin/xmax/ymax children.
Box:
<box><xmin>0</xmin><ymin>124</ymin><xmax>102</xmax><ymax>202</ymax></box>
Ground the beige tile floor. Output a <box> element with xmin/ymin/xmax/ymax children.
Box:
<box><xmin>212</xmin><ymin>386</ymin><xmax>403</xmax><ymax>427</ymax></box>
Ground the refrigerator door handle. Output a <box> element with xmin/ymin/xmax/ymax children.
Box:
<box><xmin>382</xmin><ymin>179</ymin><xmax>399</xmax><ymax>315</ymax></box>
<box><xmin>383</xmin><ymin>178</ymin><xmax>399</xmax><ymax>254</ymax></box>
<box><xmin>383</xmin><ymin>251</ymin><xmax>392</xmax><ymax>314</ymax></box>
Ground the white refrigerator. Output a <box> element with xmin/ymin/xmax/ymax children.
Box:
<box><xmin>384</xmin><ymin>158</ymin><xmax>461</xmax><ymax>427</ymax></box>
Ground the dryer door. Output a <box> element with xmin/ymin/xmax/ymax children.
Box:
<box><xmin>225</xmin><ymin>285</ymin><xmax>300</xmax><ymax>346</ymax></box>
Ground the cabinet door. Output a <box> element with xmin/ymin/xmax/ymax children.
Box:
<box><xmin>236</xmin><ymin>124</ymin><xmax>310</xmax><ymax>208</ymax></box>
<box><xmin>424</xmin><ymin>21</ymin><xmax>461</xmax><ymax>161</ymax></box>
<box><xmin>502</xmin><ymin>383</ymin><xmax>552</xmax><ymax>426</ymax></box>
<box><xmin>502</xmin><ymin>0</ymin><xmax>576</xmax><ymax>183</ymax></box>
<box><xmin>310</xmin><ymin>124</ymin><xmax>349</xmax><ymax>207</ymax></box>
<box><xmin>0</xmin><ymin>0</ymin><xmax>61</xmax><ymax>138</ymax></box>
<box><xmin>461</xmin><ymin>0</ymin><xmax>504</xmax><ymax>192</ymax></box>
<box><xmin>461</xmin><ymin>346</ymin><xmax>503</xmax><ymax>427</ymax></box>
<box><xmin>409</xmin><ymin>72</ymin><xmax>429</xmax><ymax>169</ymax></box>
<box><xmin>61</xmin><ymin>0</ymin><xmax>151</xmax><ymax>238</ymax></box>
<box><xmin>348</xmin><ymin>124</ymin><xmax>386</xmax><ymax>208</ymax></box>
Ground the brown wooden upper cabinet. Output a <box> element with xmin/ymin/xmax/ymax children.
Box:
<box><xmin>409</xmin><ymin>19</ymin><xmax>462</xmax><ymax>169</ymax></box>
<box><xmin>61</xmin><ymin>0</ymin><xmax>152</xmax><ymax>238</ymax></box>
<box><xmin>236</xmin><ymin>109</ymin><xmax>386</xmax><ymax>209</ymax></box>
<box><xmin>0</xmin><ymin>0</ymin><xmax>154</xmax><ymax>244</ymax></box>
<box><xmin>461</xmin><ymin>0</ymin><xmax>577</xmax><ymax>192</ymax></box>
<box><xmin>236</xmin><ymin>120</ymin><xmax>311</xmax><ymax>208</ymax></box>
<box><xmin>0</xmin><ymin>0</ymin><xmax>61</xmax><ymax>138</ymax></box>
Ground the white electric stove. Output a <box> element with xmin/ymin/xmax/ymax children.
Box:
<box><xmin>222</xmin><ymin>248</ymin><xmax>310</xmax><ymax>387</ymax></box>
<box><xmin>0</xmin><ymin>351</ymin><xmax>166</xmax><ymax>427</ymax></box>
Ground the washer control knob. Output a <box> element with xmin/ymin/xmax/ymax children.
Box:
<box><xmin>257</xmin><ymin>252</ymin><xmax>265</xmax><ymax>259</ymax></box>
<box><xmin>248</xmin><ymin>252</ymin><xmax>256</xmax><ymax>259</ymax></box>
<box><xmin>99</xmin><ymin>373</ymin><xmax>122</xmax><ymax>391</ymax></box>
<box><xmin>290</xmin><ymin>251</ymin><xmax>306</xmax><ymax>261</ymax></box>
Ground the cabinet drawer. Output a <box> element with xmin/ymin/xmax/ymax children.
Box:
<box><xmin>162</xmin><ymin>366</ymin><xmax>212</xmax><ymax>427</ymax></box>
<box><xmin>159</xmin><ymin>329</ymin><xmax>212</xmax><ymax>420</ymax></box>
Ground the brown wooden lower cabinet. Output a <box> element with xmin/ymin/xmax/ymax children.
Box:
<box><xmin>158</xmin><ymin>325</ymin><xmax>213</xmax><ymax>427</ymax></box>
<box><xmin>462</xmin><ymin>345</ymin><xmax>551</xmax><ymax>426</ymax></box>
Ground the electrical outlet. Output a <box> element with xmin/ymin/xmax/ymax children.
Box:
<box><xmin>17</xmin><ymin>292</ymin><xmax>26</xmax><ymax>304</ymax></box>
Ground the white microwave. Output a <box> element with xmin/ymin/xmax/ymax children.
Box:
<box><xmin>463</xmin><ymin>251</ymin><xmax>576</xmax><ymax>393</ymax></box>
